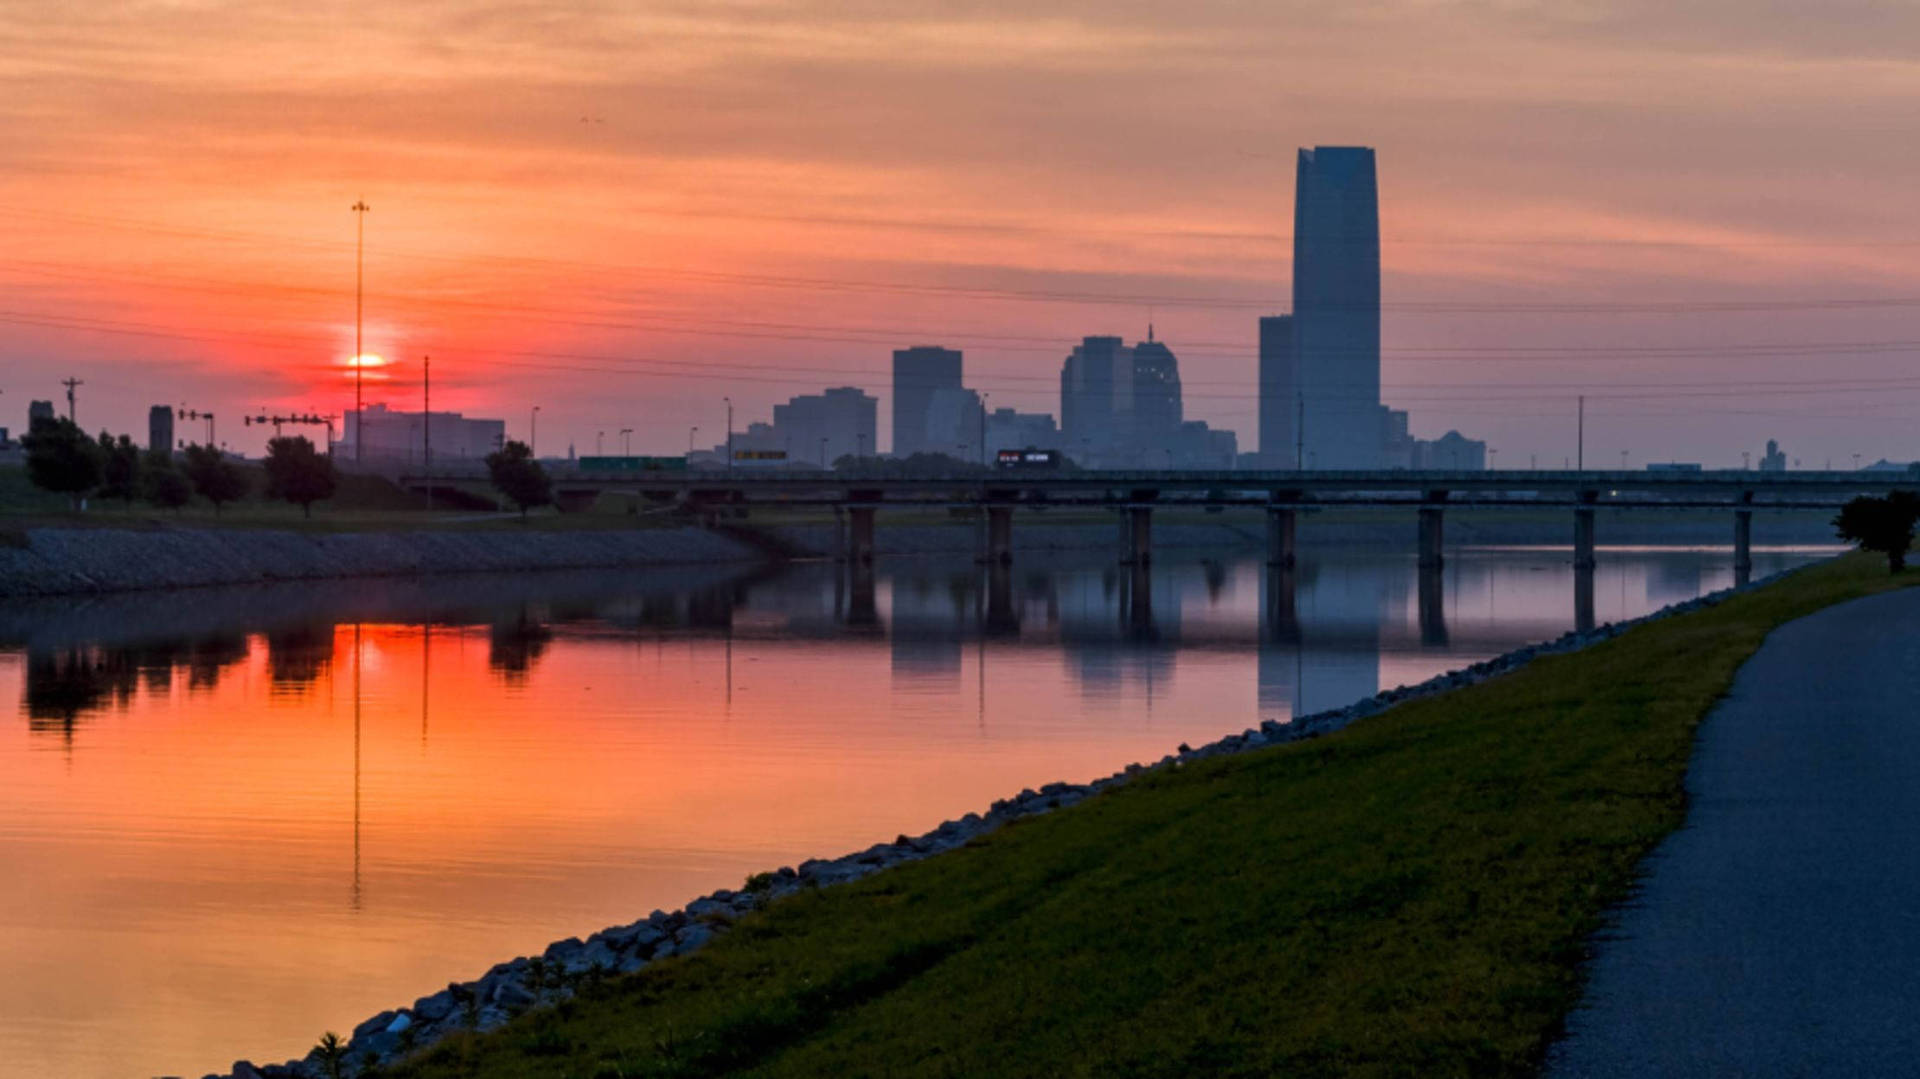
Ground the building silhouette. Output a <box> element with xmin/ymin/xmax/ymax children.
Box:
<box><xmin>1060</xmin><ymin>335</ymin><xmax>1131</xmax><ymax>461</ymax></box>
<box><xmin>148</xmin><ymin>405</ymin><xmax>174</xmax><ymax>455</ymax></box>
<box><xmin>1258</xmin><ymin>314</ymin><xmax>1297</xmax><ymax>464</ymax></box>
<box><xmin>1129</xmin><ymin>328</ymin><xmax>1183</xmax><ymax>446</ymax></box>
<box><xmin>772</xmin><ymin>386</ymin><xmax>876</xmax><ymax>466</ymax></box>
<box><xmin>336</xmin><ymin>404</ymin><xmax>505</xmax><ymax>463</ymax></box>
<box><xmin>1290</xmin><ymin>146</ymin><xmax>1382</xmax><ymax>469</ymax></box>
<box><xmin>891</xmin><ymin>347</ymin><xmax>963</xmax><ymax>457</ymax></box>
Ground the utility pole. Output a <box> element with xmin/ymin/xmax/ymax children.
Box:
<box><xmin>351</xmin><ymin>200</ymin><xmax>370</xmax><ymax>464</ymax></box>
<box><xmin>1576</xmin><ymin>395</ymin><xmax>1585</xmax><ymax>471</ymax></box>
<box><xmin>723</xmin><ymin>396</ymin><xmax>733</xmax><ymax>475</ymax></box>
<box><xmin>530</xmin><ymin>405</ymin><xmax>540</xmax><ymax>457</ymax></box>
<box><xmin>690</xmin><ymin>425</ymin><xmax>699</xmax><ymax>457</ymax></box>
<box><xmin>61</xmin><ymin>377</ymin><xmax>83</xmax><ymax>424</ymax></box>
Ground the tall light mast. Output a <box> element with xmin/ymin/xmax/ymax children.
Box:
<box><xmin>351</xmin><ymin>199</ymin><xmax>371</xmax><ymax>463</ymax></box>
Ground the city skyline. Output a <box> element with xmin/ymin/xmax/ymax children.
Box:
<box><xmin>7</xmin><ymin>3</ymin><xmax>1920</xmax><ymax>469</ymax></box>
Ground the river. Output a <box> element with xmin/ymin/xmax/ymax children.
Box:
<box><xmin>0</xmin><ymin>544</ymin><xmax>1831</xmax><ymax>1077</ymax></box>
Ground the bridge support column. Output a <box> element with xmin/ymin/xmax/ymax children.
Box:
<box><xmin>1122</xmin><ymin>506</ymin><xmax>1154</xmax><ymax>565</ymax></box>
<box><xmin>1734</xmin><ymin>509</ymin><xmax>1753</xmax><ymax>585</ymax></box>
<box><xmin>1418</xmin><ymin>508</ymin><xmax>1445</xmax><ymax>569</ymax></box>
<box><xmin>986</xmin><ymin>506</ymin><xmax>1014</xmax><ymax>566</ymax></box>
<box><xmin>848</xmin><ymin>506</ymin><xmax>877</xmax><ymax>565</ymax></box>
<box><xmin>846</xmin><ymin>562</ymin><xmax>878</xmax><ymax>628</ymax></box>
<box><xmin>1266</xmin><ymin>507</ymin><xmax>1297</xmax><ymax>568</ymax></box>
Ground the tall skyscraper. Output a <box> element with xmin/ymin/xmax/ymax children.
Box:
<box><xmin>1129</xmin><ymin>327</ymin><xmax>1183</xmax><ymax>445</ymax></box>
<box><xmin>1060</xmin><ymin>335</ymin><xmax>1130</xmax><ymax>460</ymax></box>
<box><xmin>891</xmin><ymin>346</ymin><xmax>963</xmax><ymax>457</ymax></box>
<box><xmin>148</xmin><ymin>404</ymin><xmax>175</xmax><ymax>455</ymax></box>
<box><xmin>1292</xmin><ymin>146</ymin><xmax>1381</xmax><ymax>469</ymax></box>
<box><xmin>1258</xmin><ymin>314</ymin><xmax>1296</xmax><ymax>464</ymax></box>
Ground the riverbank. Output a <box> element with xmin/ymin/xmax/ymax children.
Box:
<box><xmin>0</xmin><ymin>506</ymin><xmax>1838</xmax><ymax>597</ymax></box>
<box><xmin>203</xmin><ymin>552</ymin><xmax>1912</xmax><ymax>1078</ymax></box>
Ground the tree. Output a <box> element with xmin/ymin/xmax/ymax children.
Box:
<box><xmin>139</xmin><ymin>452</ymin><xmax>193</xmax><ymax>512</ymax></box>
<box><xmin>486</xmin><ymin>439</ymin><xmax>552</xmax><ymax>519</ymax></box>
<box><xmin>263</xmin><ymin>435</ymin><xmax>338</xmax><ymax>518</ymax></box>
<box><xmin>181</xmin><ymin>444</ymin><xmax>248</xmax><ymax>515</ymax></box>
<box><xmin>22</xmin><ymin>416</ymin><xmax>104</xmax><ymax>510</ymax></box>
<box><xmin>1834</xmin><ymin>491</ymin><xmax>1920</xmax><ymax>573</ymax></box>
<box><xmin>97</xmin><ymin>432</ymin><xmax>143</xmax><ymax>506</ymax></box>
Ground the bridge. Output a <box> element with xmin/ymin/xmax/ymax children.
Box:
<box><xmin>395</xmin><ymin>467</ymin><xmax>1916</xmax><ymax>575</ymax></box>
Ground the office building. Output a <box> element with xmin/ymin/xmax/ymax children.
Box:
<box><xmin>1291</xmin><ymin>146</ymin><xmax>1382</xmax><ymax>469</ymax></box>
<box><xmin>771</xmin><ymin>386</ymin><xmax>877</xmax><ymax>466</ymax></box>
<box><xmin>1258</xmin><ymin>315</ymin><xmax>1296</xmax><ymax>464</ymax></box>
<box><xmin>148</xmin><ymin>405</ymin><xmax>174</xmax><ymax>456</ymax></box>
<box><xmin>892</xmin><ymin>346</ymin><xmax>964</xmax><ymax>457</ymax></box>
<box><xmin>1060</xmin><ymin>335</ymin><xmax>1131</xmax><ymax>459</ymax></box>
<box><xmin>1129</xmin><ymin>329</ymin><xmax>1183</xmax><ymax>444</ymax></box>
<box><xmin>337</xmin><ymin>403</ymin><xmax>505</xmax><ymax>463</ymax></box>
<box><xmin>983</xmin><ymin>408</ymin><xmax>1061</xmax><ymax>457</ymax></box>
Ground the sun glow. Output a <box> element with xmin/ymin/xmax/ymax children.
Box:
<box><xmin>345</xmin><ymin>353</ymin><xmax>387</xmax><ymax>369</ymax></box>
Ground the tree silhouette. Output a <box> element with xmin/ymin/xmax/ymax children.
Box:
<box><xmin>263</xmin><ymin>435</ymin><xmax>338</xmax><ymax>517</ymax></box>
<box><xmin>486</xmin><ymin>439</ymin><xmax>552</xmax><ymax>518</ymax></box>
<box><xmin>1834</xmin><ymin>491</ymin><xmax>1920</xmax><ymax>573</ymax></box>
<box><xmin>22</xmin><ymin>416</ymin><xmax>104</xmax><ymax>510</ymax></box>
<box><xmin>139</xmin><ymin>450</ymin><xmax>192</xmax><ymax>511</ymax></box>
<box><xmin>181</xmin><ymin>444</ymin><xmax>248</xmax><ymax>514</ymax></box>
<box><xmin>97</xmin><ymin>431</ymin><xmax>142</xmax><ymax>505</ymax></box>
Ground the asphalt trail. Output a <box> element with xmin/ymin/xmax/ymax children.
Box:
<box><xmin>1548</xmin><ymin>586</ymin><xmax>1920</xmax><ymax>1077</ymax></box>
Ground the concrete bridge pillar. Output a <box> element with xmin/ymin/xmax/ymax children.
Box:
<box><xmin>986</xmin><ymin>506</ymin><xmax>1015</xmax><ymax>566</ymax></box>
<box><xmin>1574</xmin><ymin>493</ymin><xmax>1598</xmax><ymax>570</ymax></box>
<box><xmin>848</xmin><ymin>506</ymin><xmax>877</xmax><ymax>565</ymax></box>
<box><xmin>1266</xmin><ymin>507</ymin><xmax>1297</xmax><ymax>568</ymax></box>
<box><xmin>1122</xmin><ymin>506</ymin><xmax>1154</xmax><ymax>565</ymax></box>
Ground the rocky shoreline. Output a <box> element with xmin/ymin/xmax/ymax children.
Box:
<box><xmin>199</xmin><ymin>562</ymin><xmax>1814</xmax><ymax>1079</ymax></box>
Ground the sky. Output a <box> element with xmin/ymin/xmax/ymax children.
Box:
<box><xmin>5</xmin><ymin>0</ymin><xmax>1920</xmax><ymax>466</ymax></box>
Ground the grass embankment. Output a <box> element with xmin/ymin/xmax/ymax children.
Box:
<box><xmin>382</xmin><ymin>554</ymin><xmax>1915</xmax><ymax>1079</ymax></box>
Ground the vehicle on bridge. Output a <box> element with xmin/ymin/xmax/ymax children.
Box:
<box><xmin>577</xmin><ymin>455</ymin><xmax>688</xmax><ymax>473</ymax></box>
<box><xmin>996</xmin><ymin>448</ymin><xmax>1065</xmax><ymax>470</ymax></box>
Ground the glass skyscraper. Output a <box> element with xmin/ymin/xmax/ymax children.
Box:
<box><xmin>1291</xmin><ymin>146</ymin><xmax>1382</xmax><ymax>469</ymax></box>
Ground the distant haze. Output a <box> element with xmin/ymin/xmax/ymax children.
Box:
<box><xmin>5</xmin><ymin>1</ymin><xmax>1920</xmax><ymax>467</ymax></box>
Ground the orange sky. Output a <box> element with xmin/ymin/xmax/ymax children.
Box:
<box><xmin>7</xmin><ymin>1</ymin><xmax>1920</xmax><ymax>465</ymax></box>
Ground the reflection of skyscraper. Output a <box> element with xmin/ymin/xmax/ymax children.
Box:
<box><xmin>1292</xmin><ymin>146</ymin><xmax>1381</xmax><ymax>469</ymax></box>
<box><xmin>1256</xmin><ymin>558</ymin><xmax>1383</xmax><ymax>720</ymax></box>
<box><xmin>891</xmin><ymin>347</ymin><xmax>963</xmax><ymax>457</ymax></box>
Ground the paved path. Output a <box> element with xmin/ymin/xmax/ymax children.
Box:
<box><xmin>1548</xmin><ymin>587</ymin><xmax>1920</xmax><ymax>1077</ymax></box>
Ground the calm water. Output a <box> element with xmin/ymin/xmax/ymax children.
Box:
<box><xmin>0</xmin><ymin>545</ymin><xmax>1829</xmax><ymax>1078</ymax></box>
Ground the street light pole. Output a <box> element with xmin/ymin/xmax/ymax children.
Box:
<box><xmin>621</xmin><ymin>427</ymin><xmax>633</xmax><ymax>455</ymax></box>
<box><xmin>723</xmin><ymin>396</ymin><xmax>733</xmax><ymax>475</ymax></box>
<box><xmin>351</xmin><ymin>200</ymin><xmax>370</xmax><ymax>465</ymax></box>
<box><xmin>689</xmin><ymin>426</ymin><xmax>699</xmax><ymax>457</ymax></box>
<box><xmin>978</xmin><ymin>392</ymin><xmax>989</xmax><ymax>467</ymax></box>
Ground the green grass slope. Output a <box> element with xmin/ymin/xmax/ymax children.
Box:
<box><xmin>388</xmin><ymin>556</ymin><xmax>1913</xmax><ymax>1077</ymax></box>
